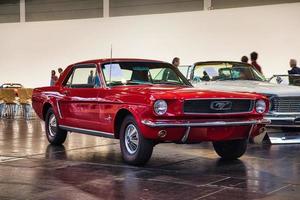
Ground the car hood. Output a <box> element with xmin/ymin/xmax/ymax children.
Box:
<box><xmin>194</xmin><ymin>80</ymin><xmax>300</xmax><ymax>97</ymax></box>
<box><xmin>113</xmin><ymin>85</ymin><xmax>264</xmax><ymax>100</ymax></box>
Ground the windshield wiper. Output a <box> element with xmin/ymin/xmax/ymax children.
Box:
<box><xmin>126</xmin><ymin>81</ymin><xmax>153</xmax><ymax>85</ymax></box>
<box><xmin>155</xmin><ymin>81</ymin><xmax>183</xmax><ymax>85</ymax></box>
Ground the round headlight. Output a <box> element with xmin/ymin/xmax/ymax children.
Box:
<box><xmin>255</xmin><ymin>100</ymin><xmax>266</xmax><ymax>114</ymax></box>
<box><xmin>154</xmin><ymin>100</ymin><xmax>168</xmax><ymax>115</ymax></box>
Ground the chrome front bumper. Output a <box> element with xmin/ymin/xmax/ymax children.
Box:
<box><xmin>265</xmin><ymin>115</ymin><xmax>300</xmax><ymax>127</ymax></box>
<box><xmin>141</xmin><ymin>119</ymin><xmax>271</xmax><ymax>128</ymax></box>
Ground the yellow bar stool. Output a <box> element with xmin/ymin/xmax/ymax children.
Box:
<box><xmin>0</xmin><ymin>89</ymin><xmax>4</xmax><ymax>118</ymax></box>
<box><xmin>2</xmin><ymin>89</ymin><xmax>18</xmax><ymax>118</ymax></box>
<box><xmin>17</xmin><ymin>88</ymin><xmax>34</xmax><ymax>119</ymax></box>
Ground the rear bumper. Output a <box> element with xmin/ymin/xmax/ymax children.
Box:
<box><xmin>141</xmin><ymin>118</ymin><xmax>270</xmax><ymax>128</ymax></box>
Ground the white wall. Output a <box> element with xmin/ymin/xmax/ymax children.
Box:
<box><xmin>0</xmin><ymin>3</ymin><xmax>299</xmax><ymax>87</ymax></box>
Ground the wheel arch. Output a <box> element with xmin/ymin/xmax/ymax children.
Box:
<box><xmin>114</xmin><ymin>108</ymin><xmax>134</xmax><ymax>139</ymax></box>
<box><xmin>42</xmin><ymin>102</ymin><xmax>53</xmax><ymax>120</ymax></box>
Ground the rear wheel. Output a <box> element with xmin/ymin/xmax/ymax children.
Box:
<box><xmin>45</xmin><ymin>108</ymin><xmax>67</xmax><ymax>145</ymax></box>
<box><xmin>120</xmin><ymin>115</ymin><xmax>154</xmax><ymax>166</ymax></box>
<box><xmin>213</xmin><ymin>139</ymin><xmax>247</xmax><ymax>160</ymax></box>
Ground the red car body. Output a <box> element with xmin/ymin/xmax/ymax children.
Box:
<box><xmin>32</xmin><ymin>59</ymin><xmax>270</xmax><ymax>165</ymax></box>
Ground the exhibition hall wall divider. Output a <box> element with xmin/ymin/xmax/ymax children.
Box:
<box><xmin>0</xmin><ymin>2</ymin><xmax>299</xmax><ymax>87</ymax></box>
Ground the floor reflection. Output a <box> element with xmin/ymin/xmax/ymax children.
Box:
<box><xmin>0</xmin><ymin>119</ymin><xmax>300</xmax><ymax>199</ymax></box>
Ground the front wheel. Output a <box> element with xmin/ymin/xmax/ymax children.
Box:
<box><xmin>45</xmin><ymin>108</ymin><xmax>67</xmax><ymax>145</ymax></box>
<box><xmin>120</xmin><ymin>115</ymin><xmax>154</xmax><ymax>166</ymax></box>
<box><xmin>213</xmin><ymin>139</ymin><xmax>247</xmax><ymax>160</ymax></box>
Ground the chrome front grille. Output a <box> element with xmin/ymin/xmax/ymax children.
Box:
<box><xmin>271</xmin><ymin>97</ymin><xmax>300</xmax><ymax>113</ymax></box>
<box><xmin>183</xmin><ymin>99</ymin><xmax>254</xmax><ymax>114</ymax></box>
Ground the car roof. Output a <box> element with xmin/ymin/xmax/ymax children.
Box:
<box><xmin>194</xmin><ymin>61</ymin><xmax>253</xmax><ymax>67</ymax></box>
<box><xmin>73</xmin><ymin>58</ymin><xmax>168</xmax><ymax>66</ymax></box>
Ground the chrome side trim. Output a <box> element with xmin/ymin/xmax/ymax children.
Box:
<box><xmin>56</xmin><ymin>101</ymin><xmax>62</xmax><ymax>119</ymax></box>
<box><xmin>59</xmin><ymin>125</ymin><xmax>114</xmax><ymax>138</ymax></box>
<box><xmin>141</xmin><ymin>119</ymin><xmax>270</xmax><ymax>128</ymax></box>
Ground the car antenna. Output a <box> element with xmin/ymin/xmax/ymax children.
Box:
<box><xmin>109</xmin><ymin>44</ymin><xmax>112</xmax><ymax>85</ymax></box>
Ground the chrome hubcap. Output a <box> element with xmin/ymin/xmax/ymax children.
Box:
<box><xmin>124</xmin><ymin>124</ymin><xmax>139</xmax><ymax>154</ymax></box>
<box><xmin>48</xmin><ymin>114</ymin><xmax>57</xmax><ymax>137</ymax></box>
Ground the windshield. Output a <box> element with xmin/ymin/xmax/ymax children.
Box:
<box><xmin>192</xmin><ymin>63</ymin><xmax>266</xmax><ymax>83</ymax></box>
<box><xmin>101</xmin><ymin>62</ymin><xmax>190</xmax><ymax>87</ymax></box>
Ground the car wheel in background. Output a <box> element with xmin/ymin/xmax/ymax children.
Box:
<box><xmin>120</xmin><ymin>115</ymin><xmax>154</xmax><ymax>166</ymax></box>
<box><xmin>45</xmin><ymin>108</ymin><xmax>67</xmax><ymax>145</ymax></box>
<box><xmin>213</xmin><ymin>139</ymin><xmax>247</xmax><ymax>160</ymax></box>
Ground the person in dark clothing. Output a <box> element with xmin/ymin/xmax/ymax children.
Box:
<box><xmin>241</xmin><ymin>56</ymin><xmax>249</xmax><ymax>63</ymax></box>
<box><xmin>288</xmin><ymin>59</ymin><xmax>300</xmax><ymax>74</ymax></box>
<box><xmin>87</xmin><ymin>70</ymin><xmax>94</xmax><ymax>84</ymax></box>
<box><xmin>201</xmin><ymin>71</ymin><xmax>210</xmax><ymax>81</ymax></box>
<box><xmin>162</xmin><ymin>57</ymin><xmax>180</xmax><ymax>82</ymax></box>
<box><xmin>250</xmin><ymin>52</ymin><xmax>263</xmax><ymax>74</ymax></box>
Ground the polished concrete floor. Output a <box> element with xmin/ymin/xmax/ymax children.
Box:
<box><xmin>0</xmin><ymin>119</ymin><xmax>300</xmax><ymax>200</ymax></box>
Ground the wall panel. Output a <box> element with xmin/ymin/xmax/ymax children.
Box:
<box><xmin>26</xmin><ymin>0</ymin><xmax>103</xmax><ymax>21</ymax></box>
<box><xmin>212</xmin><ymin>0</ymin><xmax>300</xmax><ymax>9</ymax></box>
<box><xmin>0</xmin><ymin>0</ymin><xmax>19</xmax><ymax>23</ymax></box>
<box><xmin>110</xmin><ymin>0</ymin><xmax>203</xmax><ymax>17</ymax></box>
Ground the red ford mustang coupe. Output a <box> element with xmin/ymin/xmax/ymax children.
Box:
<box><xmin>32</xmin><ymin>59</ymin><xmax>270</xmax><ymax>165</ymax></box>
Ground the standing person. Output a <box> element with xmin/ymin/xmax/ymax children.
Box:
<box><xmin>288</xmin><ymin>59</ymin><xmax>300</xmax><ymax>74</ymax></box>
<box><xmin>250</xmin><ymin>52</ymin><xmax>263</xmax><ymax>74</ymax></box>
<box><xmin>162</xmin><ymin>57</ymin><xmax>180</xmax><ymax>81</ymax></box>
<box><xmin>58</xmin><ymin>68</ymin><xmax>63</xmax><ymax>77</ymax></box>
<box><xmin>87</xmin><ymin>70</ymin><xmax>94</xmax><ymax>84</ymax></box>
<box><xmin>241</xmin><ymin>56</ymin><xmax>249</xmax><ymax>63</ymax></box>
<box><xmin>172</xmin><ymin>57</ymin><xmax>180</xmax><ymax>68</ymax></box>
<box><xmin>50</xmin><ymin>70</ymin><xmax>58</xmax><ymax>86</ymax></box>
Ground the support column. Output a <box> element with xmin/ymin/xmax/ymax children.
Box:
<box><xmin>20</xmin><ymin>0</ymin><xmax>25</xmax><ymax>22</ymax></box>
<box><xmin>203</xmin><ymin>0</ymin><xmax>212</xmax><ymax>10</ymax></box>
<box><xmin>103</xmin><ymin>0</ymin><xmax>109</xmax><ymax>18</ymax></box>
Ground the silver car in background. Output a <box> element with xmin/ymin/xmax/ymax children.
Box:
<box><xmin>269</xmin><ymin>74</ymin><xmax>300</xmax><ymax>87</ymax></box>
<box><xmin>182</xmin><ymin>61</ymin><xmax>300</xmax><ymax>144</ymax></box>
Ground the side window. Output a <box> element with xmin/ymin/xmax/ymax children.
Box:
<box><xmin>64</xmin><ymin>65</ymin><xmax>100</xmax><ymax>88</ymax></box>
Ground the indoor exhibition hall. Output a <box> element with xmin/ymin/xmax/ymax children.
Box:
<box><xmin>1</xmin><ymin>0</ymin><xmax>300</xmax><ymax>200</ymax></box>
